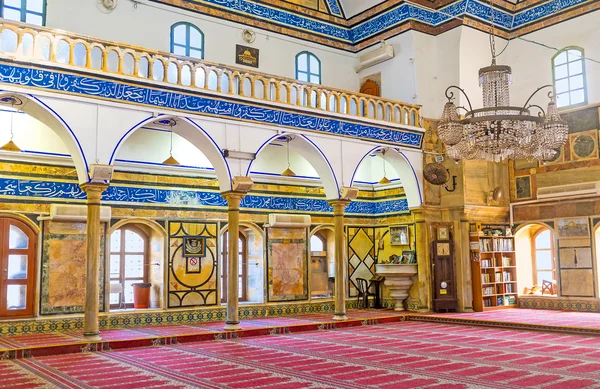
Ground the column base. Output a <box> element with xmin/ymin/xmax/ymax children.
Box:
<box><xmin>332</xmin><ymin>313</ymin><xmax>347</xmax><ymax>321</ymax></box>
<box><xmin>83</xmin><ymin>332</ymin><xmax>101</xmax><ymax>341</ymax></box>
<box><xmin>224</xmin><ymin>321</ymin><xmax>241</xmax><ymax>331</ymax></box>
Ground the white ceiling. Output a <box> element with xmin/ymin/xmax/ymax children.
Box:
<box><xmin>339</xmin><ymin>0</ymin><xmax>387</xmax><ymax>18</ymax></box>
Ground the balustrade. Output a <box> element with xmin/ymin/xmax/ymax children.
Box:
<box><xmin>0</xmin><ymin>20</ymin><xmax>421</xmax><ymax>127</ymax></box>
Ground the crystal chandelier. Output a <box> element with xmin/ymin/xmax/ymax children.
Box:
<box><xmin>438</xmin><ymin>1</ymin><xmax>568</xmax><ymax>163</ymax></box>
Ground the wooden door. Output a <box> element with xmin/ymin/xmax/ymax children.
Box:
<box><xmin>0</xmin><ymin>218</ymin><xmax>37</xmax><ymax>318</ymax></box>
<box><xmin>360</xmin><ymin>79</ymin><xmax>380</xmax><ymax>97</ymax></box>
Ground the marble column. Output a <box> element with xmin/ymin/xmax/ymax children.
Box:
<box><xmin>408</xmin><ymin>208</ymin><xmax>432</xmax><ymax>311</ymax></box>
<box><xmin>458</xmin><ymin>213</ymin><xmax>474</xmax><ymax>312</ymax></box>
<box><xmin>80</xmin><ymin>183</ymin><xmax>108</xmax><ymax>340</ymax></box>
<box><xmin>223</xmin><ymin>191</ymin><xmax>247</xmax><ymax>331</ymax></box>
<box><xmin>328</xmin><ymin>199</ymin><xmax>350</xmax><ymax>321</ymax></box>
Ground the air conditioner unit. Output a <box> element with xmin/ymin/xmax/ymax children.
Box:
<box><xmin>268</xmin><ymin>214</ymin><xmax>311</xmax><ymax>228</ymax></box>
<box><xmin>49</xmin><ymin>204</ymin><xmax>112</xmax><ymax>222</ymax></box>
<box><xmin>537</xmin><ymin>182</ymin><xmax>600</xmax><ymax>199</ymax></box>
<box><xmin>355</xmin><ymin>44</ymin><xmax>394</xmax><ymax>73</ymax></box>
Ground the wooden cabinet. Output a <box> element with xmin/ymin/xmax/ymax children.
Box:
<box><xmin>471</xmin><ymin>234</ymin><xmax>518</xmax><ymax>311</ymax></box>
<box><xmin>432</xmin><ymin>240</ymin><xmax>458</xmax><ymax>312</ymax></box>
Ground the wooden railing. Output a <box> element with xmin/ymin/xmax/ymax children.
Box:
<box><xmin>0</xmin><ymin>20</ymin><xmax>422</xmax><ymax>127</ymax></box>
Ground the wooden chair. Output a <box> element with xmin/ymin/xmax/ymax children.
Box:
<box><xmin>541</xmin><ymin>280</ymin><xmax>556</xmax><ymax>295</ymax></box>
<box><xmin>356</xmin><ymin>278</ymin><xmax>374</xmax><ymax>309</ymax></box>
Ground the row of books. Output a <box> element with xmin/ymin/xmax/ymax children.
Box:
<box><xmin>482</xmin><ymin>272</ymin><xmax>513</xmax><ymax>283</ymax></box>
<box><xmin>481</xmin><ymin>259</ymin><xmax>514</xmax><ymax>268</ymax></box>
<box><xmin>479</xmin><ymin>238</ymin><xmax>514</xmax><ymax>252</ymax></box>
<box><xmin>504</xmin><ymin>284</ymin><xmax>514</xmax><ymax>293</ymax></box>
<box><xmin>483</xmin><ymin>286</ymin><xmax>495</xmax><ymax>295</ymax></box>
<box><xmin>483</xmin><ymin>295</ymin><xmax>517</xmax><ymax>307</ymax></box>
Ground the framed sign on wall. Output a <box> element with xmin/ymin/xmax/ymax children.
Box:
<box><xmin>236</xmin><ymin>45</ymin><xmax>259</xmax><ymax>68</ymax></box>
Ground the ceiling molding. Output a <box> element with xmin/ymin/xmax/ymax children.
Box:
<box><xmin>149</xmin><ymin>0</ymin><xmax>599</xmax><ymax>52</ymax></box>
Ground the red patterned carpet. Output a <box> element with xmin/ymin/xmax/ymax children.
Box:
<box><xmin>4</xmin><ymin>320</ymin><xmax>600</xmax><ymax>388</ymax></box>
<box><xmin>0</xmin><ymin>310</ymin><xmax>403</xmax><ymax>358</ymax></box>
<box><xmin>413</xmin><ymin>309</ymin><xmax>600</xmax><ymax>332</ymax></box>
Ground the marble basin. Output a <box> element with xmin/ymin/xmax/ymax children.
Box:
<box><xmin>375</xmin><ymin>264</ymin><xmax>418</xmax><ymax>311</ymax></box>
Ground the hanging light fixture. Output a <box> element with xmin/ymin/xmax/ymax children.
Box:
<box><xmin>438</xmin><ymin>0</ymin><xmax>568</xmax><ymax>163</ymax></box>
<box><xmin>281</xmin><ymin>135</ymin><xmax>296</xmax><ymax>177</ymax></box>
<box><xmin>162</xmin><ymin>119</ymin><xmax>180</xmax><ymax>166</ymax></box>
<box><xmin>378</xmin><ymin>149</ymin><xmax>391</xmax><ymax>185</ymax></box>
<box><xmin>1</xmin><ymin>98</ymin><xmax>21</xmax><ymax>152</ymax></box>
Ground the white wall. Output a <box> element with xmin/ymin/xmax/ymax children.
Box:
<box><xmin>45</xmin><ymin>0</ymin><xmax>359</xmax><ymax>92</ymax></box>
<box><xmin>414</xmin><ymin>29</ymin><xmax>462</xmax><ymax>118</ymax></box>
<box><xmin>356</xmin><ymin>32</ymin><xmax>419</xmax><ymax>105</ymax></box>
<box><xmin>503</xmin><ymin>10</ymin><xmax>600</xmax><ymax>110</ymax></box>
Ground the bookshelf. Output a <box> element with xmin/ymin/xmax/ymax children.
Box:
<box><xmin>471</xmin><ymin>233</ymin><xmax>518</xmax><ymax>311</ymax></box>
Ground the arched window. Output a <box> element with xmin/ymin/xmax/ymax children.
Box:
<box><xmin>553</xmin><ymin>47</ymin><xmax>587</xmax><ymax>108</ymax></box>
<box><xmin>220</xmin><ymin>231</ymin><xmax>247</xmax><ymax>302</ymax></box>
<box><xmin>533</xmin><ymin>229</ymin><xmax>555</xmax><ymax>286</ymax></box>
<box><xmin>296</xmin><ymin>51</ymin><xmax>321</xmax><ymax>84</ymax></box>
<box><xmin>171</xmin><ymin>22</ymin><xmax>204</xmax><ymax>59</ymax></box>
<box><xmin>109</xmin><ymin>226</ymin><xmax>149</xmax><ymax>309</ymax></box>
<box><xmin>311</xmin><ymin>234</ymin><xmax>325</xmax><ymax>252</ymax></box>
<box><xmin>1</xmin><ymin>0</ymin><xmax>46</xmax><ymax>25</ymax></box>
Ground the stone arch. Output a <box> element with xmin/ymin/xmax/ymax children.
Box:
<box><xmin>245</xmin><ymin>133</ymin><xmax>339</xmax><ymax>200</ymax></box>
<box><xmin>108</xmin><ymin>218</ymin><xmax>167</xmax><ymax>237</ymax></box>
<box><xmin>108</xmin><ymin>115</ymin><xmax>232</xmax><ymax>192</ymax></box>
<box><xmin>349</xmin><ymin>146</ymin><xmax>422</xmax><ymax>208</ymax></box>
<box><xmin>0</xmin><ymin>92</ymin><xmax>89</xmax><ymax>183</ymax></box>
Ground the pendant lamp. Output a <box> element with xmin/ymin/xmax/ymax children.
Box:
<box><xmin>162</xmin><ymin>121</ymin><xmax>180</xmax><ymax>166</ymax></box>
<box><xmin>281</xmin><ymin>135</ymin><xmax>296</xmax><ymax>177</ymax></box>
<box><xmin>378</xmin><ymin>149</ymin><xmax>391</xmax><ymax>185</ymax></box>
<box><xmin>1</xmin><ymin>100</ymin><xmax>21</xmax><ymax>152</ymax></box>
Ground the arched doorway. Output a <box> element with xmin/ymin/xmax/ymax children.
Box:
<box><xmin>0</xmin><ymin>217</ymin><xmax>37</xmax><ymax>318</ymax></box>
<box><xmin>310</xmin><ymin>226</ymin><xmax>335</xmax><ymax>299</ymax></box>
<box><xmin>515</xmin><ymin>224</ymin><xmax>557</xmax><ymax>296</ymax></box>
<box><xmin>108</xmin><ymin>220</ymin><xmax>166</xmax><ymax>310</ymax></box>
<box><xmin>360</xmin><ymin>79</ymin><xmax>381</xmax><ymax>97</ymax></box>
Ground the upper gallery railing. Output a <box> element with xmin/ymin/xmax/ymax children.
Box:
<box><xmin>0</xmin><ymin>20</ymin><xmax>422</xmax><ymax>127</ymax></box>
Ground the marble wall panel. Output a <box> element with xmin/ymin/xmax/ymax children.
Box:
<box><xmin>40</xmin><ymin>221</ymin><xmax>105</xmax><ymax>315</ymax></box>
<box><xmin>267</xmin><ymin>227</ymin><xmax>308</xmax><ymax>302</ymax></box>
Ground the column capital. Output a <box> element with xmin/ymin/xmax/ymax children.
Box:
<box><xmin>80</xmin><ymin>183</ymin><xmax>108</xmax><ymax>201</ymax></box>
<box><xmin>327</xmin><ymin>198</ymin><xmax>351</xmax><ymax>209</ymax></box>
<box><xmin>222</xmin><ymin>190</ymin><xmax>249</xmax><ymax>204</ymax></box>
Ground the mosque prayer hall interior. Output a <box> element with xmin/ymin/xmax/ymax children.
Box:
<box><xmin>0</xmin><ymin>0</ymin><xmax>599</xmax><ymax>387</ymax></box>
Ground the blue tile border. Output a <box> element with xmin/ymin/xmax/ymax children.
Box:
<box><xmin>156</xmin><ymin>0</ymin><xmax>592</xmax><ymax>44</ymax></box>
<box><xmin>0</xmin><ymin>63</ymin><xmax>424</xmax><ymax>149</ymax></box>
<box><xmin>0</xmin><ymin>177</ymin><xmax>409</xmax><ymax>215</ymax></box>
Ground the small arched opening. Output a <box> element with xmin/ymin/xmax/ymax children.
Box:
<box><xmin>310</xmin><ymin>225</ymin><xmax>335</xmax><ymax>299</ymax></box>
<box><xmin>515</xmin><ymin>223</ymin><xmax>557</xmax><ymax>296</ymax></box>
<box><xmin>107</xmin><ymin>219</ymin><xmax>166</xmax><ymax>310</ymax></box>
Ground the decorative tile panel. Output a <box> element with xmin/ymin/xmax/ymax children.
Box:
<box><xmin>154</xmin><ymin>0</ymin><xmax>589</xmax><ymax>44</ymax></box>
<box><xmin>167</xmin><ymin>221</ymin><xmax>219</xmax><ymax>308</ymax></box>
<box><xmin>0</xmin><ymin>177</ymin><xmax>410</xmax><ymax>216</ymax></box>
